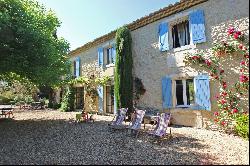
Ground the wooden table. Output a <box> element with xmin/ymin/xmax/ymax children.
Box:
<box><xmin>143</xmin><ymin>114</ymin><xmax>159</xmax><ymax>129</ymax></box>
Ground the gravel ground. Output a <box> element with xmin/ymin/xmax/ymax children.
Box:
<box><xmin>0</xmin><ymin>109</ymin><xmax>249</xmax><ymax>165</ymax></box>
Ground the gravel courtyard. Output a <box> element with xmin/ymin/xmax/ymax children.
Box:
<box><xmin>0</xmin><ymin>109</ymin><xmax>249</xmax><ymax>165</ymax></box>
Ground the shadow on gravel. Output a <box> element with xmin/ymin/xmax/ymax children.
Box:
<box><xmin>0</xmin><ymin>118</ymin><xmax>223</xmax><ymax>165</ymax></box>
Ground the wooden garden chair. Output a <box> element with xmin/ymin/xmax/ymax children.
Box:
<box><xmin>148</xmin><ymin>113</ymin><xmax>172</xmax><ymax>143</ymax></box>
<box><xmin>127</xmin><ymin>108</ymin><xmax>146</xmax><ymax>138</ymax></box>
<box><xmin>108</xmin><ymin>108</ymin><xmax>128</xmax><ymax>130</ymax></box>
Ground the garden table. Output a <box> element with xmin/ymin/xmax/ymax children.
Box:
<box><xmin>0</xmin><ymin>106</ymin><xmax>14</xmax><ymax>118</ymax></box>
<box><xmin>143</xmin><ymin>114</ymin><xmax>159</xmax><ymax>129</ymax></box>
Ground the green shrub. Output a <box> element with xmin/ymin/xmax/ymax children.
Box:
<box><xmin>48</xmin><ymin>102</ymin><xmax>54</xmax><ymax>108</ymax></box>
<box><xmin>14</xmin><ymin>95</ymin><xmax>24</xmax><ymax>103</ymax></box>
<box><xmin>60</xmin><ymin>86</ymin><xmax>75</xmax><ymax>112</ymax></box>
<box><xmin>53</xmin><ymin>103</ymin><xmax>61</xmax><ymax>109</ymax></box>
<box><xmin>235</xmin><ymin>114</ymin><xmax>249</xmax><ymax>140</ymax></box>
<box><xmin>0</xmin><ymin>95</ymin><xmax>12</xmax><ymax>104</ymax></box>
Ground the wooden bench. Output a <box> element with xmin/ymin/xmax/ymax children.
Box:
<box><xmin>0</xmin><ymin>108</ymin><xmax>14</xmax><ymax>118</ymax></box>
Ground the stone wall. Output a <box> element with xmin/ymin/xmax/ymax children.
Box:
<box><xmin>71</xmin><ymin>40</ymin><xmax>115</xmax><ymax>113</ymax></box>
<box><xmin>131</xmin><ymin>0</ymin><xmax>249</xmax><ymax>127</ymax></box>
<box><xmin>70</xmin><ymin>0</ymin><xmax>249</xmax><ymax>127</ymax></box>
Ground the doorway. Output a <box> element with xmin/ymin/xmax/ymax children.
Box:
<box><xmin>106</xmin><ymin>85</ymin><xmax>114</xmax><ymax>114</ymax></box>
<box><xmin>75</xmin><ymin>87</ymin><xmax>84</xmax><ymax>109</ymax></box>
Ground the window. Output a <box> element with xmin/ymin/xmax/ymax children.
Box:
<box><xmin>98</xmin><ymin>45</ymin><xmax>115</xmax><ymax>67</ymax></box>
<box><xmin>175</xmin><ymin>79</ymin><xmax>194</xmax><ymax>107</ymax></box>
<box><xmin>73</xmin><ymin>57</ymin><xmax>81</xmax><ymax>78</ymax></box>
<box><xmin>172</xmin><ymin>20</ymin><xmax>190</xmax><ymax>48</ymax></box>
<box><xmin>162</xmin><ymin>74</ymin><xmax>211</xmax><ymax>110</ymax></box>
<box><xmin>104</xmin><ymin>47</ymin><xmax>114</xmax><ymax>66</ymax></box>
<box><xmin>159</xmin><ymin>10</ymin><xmax>206</xmax><ymax>52</ymax></box>
<box><xmin>106</xmin><ymin>48</ymin><xmax>112</xmax><ymax>65</ymax></box>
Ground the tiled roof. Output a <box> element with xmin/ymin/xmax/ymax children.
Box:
<box><xmin>69</xmin><ymin>0</ymin><xmax>208</xmax><ymax>56</ymax></box>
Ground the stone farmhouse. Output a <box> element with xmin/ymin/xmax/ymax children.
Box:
<box><xmin>66</xmin><ymin>0</ymin><xmax>249</xmax><ymax>128</ymax></box>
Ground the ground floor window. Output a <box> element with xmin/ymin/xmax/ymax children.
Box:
<box><xmin>75</xmin><ymin>87</ymin><xmax>84</xmax><ymax>109</ymax></box>
<box><xmin>105</xmin><ymin>85</ymin><xmax>114</xmax><ymax>114</ymax></box>
<box><xmin>175</xmin><ymin>79</ymin><xmax>194</xmax><ymax>107</ymax></box>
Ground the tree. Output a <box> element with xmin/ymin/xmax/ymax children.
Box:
<box><xmin>0</xmin><ymin>0</ymin><xmax>70</xmax><ymax>86</ymax></box>
<box><xmin>114</xmin><ymin>26</ymin><xmax>133</xmax><ymax>116</ymax></box>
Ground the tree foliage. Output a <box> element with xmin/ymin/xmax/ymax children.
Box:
<box><xmin>114</xmin><ymin>26</ymin><xmax>133</xmax><ymax>115</ymax></box>
<box><xmin>0</xmin><ymin>0</ymin><xmax>70</xmax><ymax>86</ymax></box>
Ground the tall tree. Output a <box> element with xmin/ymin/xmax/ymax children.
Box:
<box><xmin>114</xmin><ymin>26</ymin><xmax>133</xmax><ymax>115</ymax></box>
<box><xmin>0</xmin><ymin>0</ymin><xmax>70</xmax><ymax>86</ymax></box>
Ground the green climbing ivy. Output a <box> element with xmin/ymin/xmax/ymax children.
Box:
<box><xmin>60</xmin><ymin>86</ymin><xmax>75</xmax><ymax>112</ymax></box>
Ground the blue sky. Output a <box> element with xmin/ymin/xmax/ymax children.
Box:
<box><xmin>37</xmin><ymin>0</ymin><xmax>179</xmax><ymax>51</ymax></box>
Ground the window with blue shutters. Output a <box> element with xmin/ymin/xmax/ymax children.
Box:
<box><xmin>194</xmin><ymin>75</ymin><xmax>211</xmax><ymax>111</ymax></box>
<box><xmin>164</xmin><ymin>75</ymin><xmax>210</xmax><ymax>110</ymax></box>
<box><xmin>158</xmin><ymin>9</ymin><xmax>206</xmax><ymax>51</ymax></box>
<box><xmin>158</xmin><ymin>22</ymin><xmax>169</xmax><ymax>51</ymax></box>
<box><xmin>189</xmin><ymin>9</ymin><xmax>206</xmax><ymax>44</ymax></box>
<box><xmin>101</xmin><ymin>45</ymin><xmax>116</xmax><ymax>67</ymax></box>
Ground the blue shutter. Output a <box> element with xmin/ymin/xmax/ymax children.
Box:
<box><xmin>158</xmin><ymin>22</ymin><xmax>169</xmax><ymax>51</ymax></box>
<box><xmin>97</xmin><ymin>86</ymin><xmax>103</xmax><ymax>113</ymax></box>
<box><xmin>189</xmin><ymin>9</ymin><xmax>206</xmax><ymax>44</ymax></box>
<box><xmin>98</xmin><ymin>48</ymin><xmax>104</xmax><ymax>67</ymax></box>
<box><xmin>162</xmin><ymin>76</ymin><xmax>172</xmax><ymax>109</ymax></box>
<box><xmin>112</xmin><ymin>44</ymin><xmax>116</xmax><ymax>64</ymax></box>
<box><xmin>75</xmin><ymin>57</ymin><xmax>80</xmax><ymax>78</ymax></box>
<box><xmin>194</xmin><ymin>74</ymin><xmax>211</xmax><ymax>111</ymax></box>
<box><xmin>73</xmin><ymin>60</ymin><xmax>76</xmax><ymax>77</ymax></box>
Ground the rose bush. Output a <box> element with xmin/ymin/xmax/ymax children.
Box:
<box><xmin>184</xmin><ymin>27</ymin><xmax>249</xmax><ymax>139</ymax></box>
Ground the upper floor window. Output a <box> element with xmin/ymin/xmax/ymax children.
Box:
<box><xmin>106</xmin><ymin>47</ymin><xmax>113</xmax><ymax>65</ymax></box>
<box><xmin>73</xmin><ymin>57</ymin><xmax>81</xmax><ymax>78</ymax></box>
<box><xmin>172</xmin><ymin>20</ymin><xmax>190</xmax><ymax>48</ymax></box>
<box><xmin>158</xmin><ymin>9</ymin><xmax>206</xmax><ymax>52</ymax></box>
<box><xmin>98</xmin><ymin>45</ymin><xmax>116</xmax><ymax>68</ymax></box>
